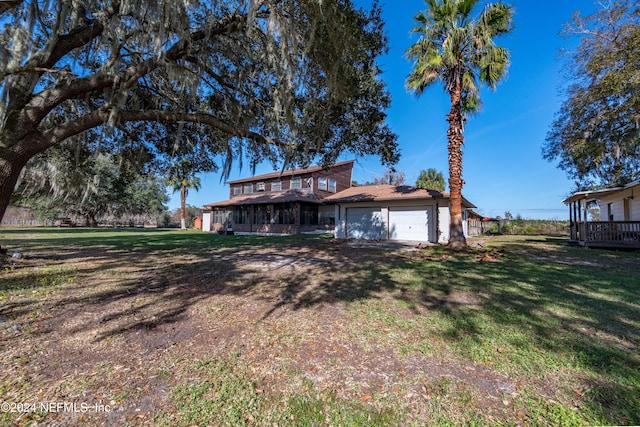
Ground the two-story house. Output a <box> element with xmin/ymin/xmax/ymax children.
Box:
<box><xmin>202</xmin><ymin>160</ymin><xmax>354</xmax><ymax>235</ymax></box>
<box><xmin>203</xmin><ymin>159</ymin><xmax>477</xmax><ymax>243</ymax></box>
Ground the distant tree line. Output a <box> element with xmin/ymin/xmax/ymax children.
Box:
<box><xmin>13</xmin><ymin>139</ymin><xmax>169</xmax><ymax>226</ymax></box>
<box><xmin>492</xmin><ymin>219</ymin><xmax>569</xmax><ymax>236</ymax></box>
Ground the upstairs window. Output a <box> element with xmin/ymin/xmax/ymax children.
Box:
<box><xmin>244</xmin><ymin>184</ymin><xmax>253</xmax><ymax>194</ymax></box>
<box><xmin>328</xmin><ymin>179</ymin><xmax>337</xmax><ymax>193</ymax></box>
<box><xmin>256</xmin><ymin>182</ymin><xmax>265</xmax><ymax>191</ymax></box>
<box><xmin>303</xmin><ymin>177</ymin><xmax>313</xmax><ymax>188</ymax></box>
<box><xmin>272</xmin><ymin>180</ymin><xmax>282</xmax><ymax>191</ymax></box>
<box><xmin>318</xmin><ymin>177</ymin><xmax>328</xmax><ymax>191</ymax></box>
<box><xmin>290</xmin><ymin>176</ymin><xmax>302</xmax><ymax>190</ymax></box>
<box><xmin>233</xmin><ymin>186</ymin><xmax>242</xmax><ymax>195</ymax></box>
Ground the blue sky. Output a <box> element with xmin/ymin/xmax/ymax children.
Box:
<box><xmin>169</xmin><ymin>0</ymin><xmax>598</xmax><ymax>220</ymax></box>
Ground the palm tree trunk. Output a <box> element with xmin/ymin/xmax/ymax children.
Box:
<box><xmin>180</xmin><ymin>185</ymin><xmax>187</xmax><ymax>230</ymax></box>
<box><xmin>447</xmin><ymin>89</ymin><xmax>467</xmax><ymax>249</ymax></box>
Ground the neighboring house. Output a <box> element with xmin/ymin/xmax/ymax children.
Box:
<box><xmin>324</xmin><ymin>185</ymin><xmax>475</xmax><ymax>243</ymax></box>
<box><xmin>564</xmin><ymin>180</ymin><xmax>640</xmax><ymax>248</ymax></box>
<box><xmin>466</xmin><ymin>209</ymin><xmax>499</xmax><ymax>237</ymax></box>
<box><xmin>202</xmin><ymin>161</ymin><xmax>476</xmax><ymax>243</ymax></box>
<box><xmin>203</xmin><ymin>160</ymin><xmax>354</xmax><ymax>235</ymax></box>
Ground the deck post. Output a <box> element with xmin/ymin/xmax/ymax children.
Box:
<box><xmin>569</xmin><ymin>201</ymin><xmax>576</xmax><ymax>242</ymax></box>
<box><xmin>583</xmin><ymin>198</ymin><xmax>588</xmax><ymax>227</ymax></box>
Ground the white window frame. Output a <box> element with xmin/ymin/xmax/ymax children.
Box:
<box><xmin>272</xmin><ymin>180</ymin><xmax>282</xmax><ymax>191</ymax></box>
<box><xmin>256</xmin><ymin>182</ymin><xmax>265</xmax><ymax>191</ymax></box>
<box><xmin>328</xmin><ymin>179</ymin><xmax>337</xmax><ymax>193</ymax></box>
<box><xmin>233</xmin><ymin>185</ymin><xmax>242</xmax><ymax>195</ymax></box>
<box><xmin>304</xmin><ymin>177</ymin><xmax>313</xmax><ymax>188</ymax></box>
<box><xmin>244</xmin><ymin>183</ymin><xmax>253</xmax><ymax>194</ymax></box>
<box><xmin>318</xmin><ymin>177</ymin><xmax>328</xmax><ymax>191</ymax></box>
<box><xmin>290</xmin><ymin>176</ymin><xmax>302</xmax><ymax>190</ymax></box>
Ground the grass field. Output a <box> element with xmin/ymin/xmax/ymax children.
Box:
<box><xmin>1</xmin><ymin>228</ymin><xmax>639</xmax><ymax>426</ymax></box>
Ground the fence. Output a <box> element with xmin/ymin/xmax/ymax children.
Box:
<box><xmin>1</xmin><ymin>206</ymin><xmax>44</xmax><ymax>226</ymax></box>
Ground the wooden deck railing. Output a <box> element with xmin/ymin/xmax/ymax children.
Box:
<box><xmin>572</xmin><ymin>221</ymin><xmax>640</xmax><ymax>248</ymax></box>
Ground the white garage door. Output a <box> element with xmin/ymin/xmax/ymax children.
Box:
<box><xmin>389</xmin><ymin>206</ymin><xmax>431</xmax><ymax>241</ymax></box>
<box><xmin>346</xmin><ymin>207</ymin><xmax>385</xmax><ymax>239</ymax></box>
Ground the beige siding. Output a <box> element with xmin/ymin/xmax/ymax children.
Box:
<box><xmin>438</xmin><ymin>206</ymin><xmax>450</xmax><ymax>243</ymax></box>
<box><xmin>632</xmin><ymin>197</ymin><xmax>640</xmax><ymax>221</ymax></box>
<box><xmin>598</xmin><ymin>185</ymin><xmax>639</xmax><ymax>221</ymax></box>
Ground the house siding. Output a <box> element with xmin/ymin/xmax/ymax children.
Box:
<box><xmin>438</xmin><ymin>205</ymin><xmax>450</xmax><ymax>243</ymax></box>
<box><xmin>230</xmin><ymin>223</ymin><xmax>333</xmax><ymax>235</ymax></box>
<box><xmin>597</xmin><ymin>184</ymin><xmax>640</xmax><ymax>221</ymax></box>
<box><xmin>204</xmin><ymin>164</ymin><xmax>478</xmax><ymax>241</ymax></box>
<box><xmin>313</xmin><ymin>162</ymin><xmax>353</xmax><ymax>196</ymax></box>
<box><xmin>226</xmin><ymin>161</ymin><xmax>353</xmax><ymax>199</ymax></box>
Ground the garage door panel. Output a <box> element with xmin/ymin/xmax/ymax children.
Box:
<box><xmin>389</xmin><ymin>206</ymin><xmax>431</xmax><ymax>241</ymax></box>
<box><xmin>346</xmin><ymin>207</ymin><xmax>385</xmax><ymax>239</ymax></box>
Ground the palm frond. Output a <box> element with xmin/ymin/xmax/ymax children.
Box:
<box><xmin>407</xmin><ymin>0</ymin><xmax>512</xmax><ymax>107</ymax></box>
<box><xmin>457</xmin><ymin>0</ymin><xmax>480</xmax><ymax>18</ymax></box>
<box><xmin>477</xmin><ymin>45</ymin><xmax>509</xmax><ymax>88</ymax></box>
<box><xmin>462</xmin><ymin>91</ymin><xmax>482</xmax><ymax>115</ymax></box>
<box><xmin>478</xmin><ymin>2</ymin><xmax>514</xmax><ymax>37</ymax></box>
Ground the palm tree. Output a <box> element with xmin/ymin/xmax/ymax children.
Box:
<box><xmin>167</xmin><ymin>160</ymin><xmax>201</xmax><ymax>230</ymax></box>
<box><xmin>406</xmin><ymin>0</ymin><xmax>513</xmax><ymax>248</ymax></box>
<box><xmin>416</xmin><ymin>168</ymin><xmax>446</xmax><ymax>191</ymax></box>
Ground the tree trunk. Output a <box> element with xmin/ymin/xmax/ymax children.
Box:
<box><xmin>180</xmin><ymin>185</ymin><xmax>187</xmax><ymax>230</ymax></box>
<box><xmin>0</xmin><ymin>147</ymin><xmax>32</xmax><ymax>224</ymax></box>
<box><xmin>446</xmin><ymin>88</ymin><xmax>467</xmax><ymax>249</ymax></box>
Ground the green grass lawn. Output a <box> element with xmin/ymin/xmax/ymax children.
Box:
<box><xmin>0</xmin><ymin>228</ymin><xmax>638</xmax><ymax>426</ymax></box>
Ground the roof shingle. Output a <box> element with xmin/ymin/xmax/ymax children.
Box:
<box><xmin>226</xmin><ymin>160</ymin><xmax>354</xmax><ymax>185</ymax></box>
<box><xmin>204</xmin><ymin>190</ymin><xmax>322</xmax><ymax>207</ymax></box>
<box><xmin>324</xmin><ymin>184</ymin><xmax>476</xmax><ymax>208</ymax></box>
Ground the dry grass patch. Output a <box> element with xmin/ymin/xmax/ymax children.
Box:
<box><xmin>0</xmin><ymin>229</ymin><xmax>638</xmax><ymax>425</ymax></box>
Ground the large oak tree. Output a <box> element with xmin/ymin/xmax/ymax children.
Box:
<box><xmin>544</xmin><ymin>1</ymin><xmax>640</xmax><ymax>189</ymax></box>
<box><xmin>0</xmin><ymin>0</ymin><xmax>398</xmax><ymax>222</ymax></box>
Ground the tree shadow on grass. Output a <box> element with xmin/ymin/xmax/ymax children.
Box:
<box><xmin>393</xmin><ymin>239</ymin><xmax>640</xmax><ymax>425</ymax></box>
<box><xmin>1</xmin><ymin>232</ymin><xmax>639</xmax><ymax>424</ymax></box>
<box><xmin>2</xmin><ymin>234</ymin><xmax>397</xmax><ymax>343</ymax></box>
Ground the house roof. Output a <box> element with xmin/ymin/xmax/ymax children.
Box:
<box><xmin>467</xmin><ymin>209</ymin><xmax>497</xmax><ymax>221</ymax></box>
<box><xmin>563</xmin><ymin>179</ymin><xmax>640</xmax><ymax>203</ymax></box>
<box><xmin>204</xmin><ymin>190</ymin><xmax>323</xmax><ymax>208</ymax></box>
<box><xmin>324</xmin><ymin>184</ymin><xmax>476</xmax><ymax>208</ymax></box>
<box><xmin>226</xmin><ymin>160</ymin><xmax>354</xmax><ymax>185</ymax></box>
